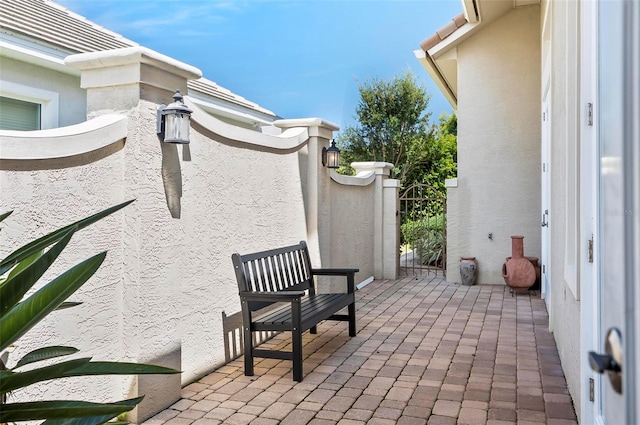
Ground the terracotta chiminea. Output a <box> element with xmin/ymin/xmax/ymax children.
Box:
<box><xmin>502</xmin><ymin>236</ymin><xmax>536</xmax><ymax>290</ymax></box>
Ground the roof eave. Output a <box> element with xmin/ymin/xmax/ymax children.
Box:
<box><xmin>414</xmin><ymin>49</ymin><xmax>457</xmax><ymax>109</ymax></box>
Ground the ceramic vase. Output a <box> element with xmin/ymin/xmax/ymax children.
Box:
<box><xmin>502</xmin><ymin>236</ymin><xmax>536</xmax><ymax>289</ymax></box>
<box><xmin>459</xmin><ymin>257</ymin><xmax>477</xmax><ymax>286</ymax></box>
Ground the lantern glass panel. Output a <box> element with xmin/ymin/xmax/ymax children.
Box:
<box><xmin>326</xmin><ymin>150</ymin><xmax>340</xmax><ymax>168</ymax></box>
<box><xmin>164</xmin><ymin>113</ymin><xmax>190</xmax><ymax>144</ymax></box>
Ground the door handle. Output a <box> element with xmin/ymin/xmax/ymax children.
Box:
<box><xmin>588</xmin><ymin>327</ymin><xmax>623</xmax><ymax>394</ymax></box>
<box><xmin>541</xmin><ymin>214</ymin><xmax>548</xmax><ymax>227</ymax></box>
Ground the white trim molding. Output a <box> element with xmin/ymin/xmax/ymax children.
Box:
<box><xmin>0</xmin><ymin>81</ymin><xmax>59</xmax><ymax>129</ymax></box>
<box><xmin>187</xmin><ymin>97</ymin><xmax>310</xmax><ymax>151</ymax></box>
<box><xmin>0</xmin><ymin>114</ymin><xmax>127</xmax><ymax>160</ymax></box>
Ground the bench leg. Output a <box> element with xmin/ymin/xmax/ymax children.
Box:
<box><xmin>292</xmin><ymin>328</ymin><xmax>303</xmax><ymax>381</ymax></box>
<box><xmin>310</xmin><ymin>325</ymin><xmax>317</xmax><ymax>334</ymax></box>
<box><xmin>243</xmin><ymin>326</ymin><xmax>254</xmax><ymax>377</ymax></box>
<box><xmin>348</xmin><ymin>302</ymin><xmax>356</xmax><ymax>337</ymax></box>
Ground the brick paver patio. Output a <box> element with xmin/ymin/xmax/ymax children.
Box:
<box><xmin>144</xmin><ymin>274</ymin><xmax>577</xmax><ymax>425</ymax></box>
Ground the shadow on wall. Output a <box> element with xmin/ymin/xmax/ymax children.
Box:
<box><xmin>222</xmin><ymin>310</ymin><xmax>278</xmax><ymax>363</ymax></box>
<box><xmin>160</xmin><ymin>141</ymin><xmax>191</xmax><ymax>219</ymax></box>
<box><xmin>129</xmin><ymin>345</ymin><xmax>182</xmax><ymax>423</ymax></box>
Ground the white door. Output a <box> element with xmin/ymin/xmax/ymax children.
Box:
<box><xmin>590</xmin><ymin>1</ymin><xmax>640</xmax><ymax>423</ymax></box>
<box><xmin>541</xmin><ymin>86</ymin><xmax>551</xmax><ymax>315</ymax></box>
<box><xmin>579</xmin><ymin>1</ymin><xmax>599</xmax><ymax>423</ymax></box>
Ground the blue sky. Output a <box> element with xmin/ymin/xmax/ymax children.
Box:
<box><xmin>56</xmin><ymin>0</ymin><xmax>460</xmax><ymax>130</ymax></box>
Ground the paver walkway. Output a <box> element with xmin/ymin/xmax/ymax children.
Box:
<box><xmin>144</xmin><ymin>275</ymin><xmax>577</xmax><ymax>425</ymax></box>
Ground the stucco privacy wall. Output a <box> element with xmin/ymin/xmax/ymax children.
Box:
<box><xmin>448</xmin><ymin>6</ymin><xmax>541</xmax><ymax>284</ymax></box>
<box><xmin>0</xmin><ymin>46</ymin><xmax>396</xmax><ymax>422</ymax></box>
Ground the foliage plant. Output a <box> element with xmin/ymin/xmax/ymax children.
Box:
<box><xmin>401</xmin><ymin>214</ymin><xmax>445</xmax><ymax>266</ymax></box>
<box><xmin>335</xmin><ymin>70</ymin><xmax>457</xmax><ymax>196</ymax></box>
<box><xmin>0</xmin><ymin>200</ymin><xmax>179</xmax><ymax>424</ymax></box>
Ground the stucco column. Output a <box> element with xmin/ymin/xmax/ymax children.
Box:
<box><xmin>65</xmin><ymin>47</ymin><xmax>202</xmax><ymax>423</ymax></box>
<box><xmin>352</xmin><ymin>162</ymin><xmax>396</xmax><ymax>279</ymax></box>
<box><xmin>274</xmin><ymin>118</ymin><xmax>339</xmax><ymax>266</ymax></box>
<box><xmin>383</xmin><ymin>179</ymin><xmax>401</xmax><ymax>279</ymax></box>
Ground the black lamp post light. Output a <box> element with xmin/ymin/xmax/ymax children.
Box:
<box><xmin>322</xmin><ymin>139</ymin><xmax>340</xmax><ymax>169</ymax></box>
<box><xmin>157</xmin><ymin>90</ymin><xmax>193</xmax><ymax>144</ymax></box>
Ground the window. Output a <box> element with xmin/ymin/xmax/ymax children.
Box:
<box><xmin>0</xmin><ymin>96</ymin><xmax>41</xmax><ymax>130</ymax></box>
<box><xmin>0</xmin><ymin>81</ymin><xmax>58</xmax><ymax>130</ymax></box>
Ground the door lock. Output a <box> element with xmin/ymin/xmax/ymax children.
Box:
<box><xmin>588</xmin><ymin>327</ymin><xmax>623</xmax><ymax>394</ymax></box>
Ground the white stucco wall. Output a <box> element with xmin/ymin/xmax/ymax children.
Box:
<box><xmin>0</xmin><ymin>46</ymin><xmax>395</xmax><ymax>420</ymax></box>
<box><xmin>449</xmin><ymin>5</ymin><xmax>541</xmax><ymax>284</ymax></box>
<box><xmin>330</xmin><ymin>176</ymin><xmax>376</xmax><ymax>283</ymax></box>
<box><xmin>0</xmin><ymin>57</ymin><xmax>87</xmax><ymax>127</ymax></box>
<box><xmin>0</xmin><ymin>134</ymin><xmax>128</xmax><ymax>405</ymax></box>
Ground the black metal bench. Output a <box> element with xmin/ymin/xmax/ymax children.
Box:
<box><xmin>231</xmin><ymin>241</ymin><xmax>358</xmax><ymax>381</ymax></box>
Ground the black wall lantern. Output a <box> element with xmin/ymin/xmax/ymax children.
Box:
<box><xmin>322</xmin><ymin>139</ymin><xmax>340</xmax><ymax>168</ymax></box>
<box><xmin>157</xmin><ymin>90</ymin><xmax>193</xmax><ymax>144</ymax></box>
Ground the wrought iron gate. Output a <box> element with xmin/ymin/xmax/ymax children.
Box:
<box><xmin>398</xmin><ymin>184</ymin><xmax>446</xmax><ymax>276</ymax></box>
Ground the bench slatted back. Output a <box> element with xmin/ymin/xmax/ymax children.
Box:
<box><xmin>232</xmin><ymin>241</ymin><xmax>314</xmax><ymax>310</ymax></box>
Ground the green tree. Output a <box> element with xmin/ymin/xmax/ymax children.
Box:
<box><xmin>337</xmin><ymin>71</ymin><xmax>433</xmax><ymax>185</ymax></box>
<box><xmin>337</xmin><ymin>71</ymin><xmax>457</xmax><ymax>193</ymax></box>
<box><xmin>403</xmin><ymin>112</ymin><xmax>457</xmax><ymax>194</ymax></box>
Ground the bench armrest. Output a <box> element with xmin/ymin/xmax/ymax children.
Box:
<box><xmin>311</xmin><ymin>268</ymin><xmax>359</xmax><ymax>276</ymax></box>
<box><xmin>239</xmin><ymin>290</ymin><xmax>306</xmax><ymax>302</ymax></box>
<box><xmin>311</xmin><ymin>268</ymin><xmax>359</xmax><ymax>293</ymax></box>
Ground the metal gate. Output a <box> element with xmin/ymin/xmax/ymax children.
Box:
<box><xmin>399</xmin><ymin>184</ymin><xmax>446</xmax><ymax>276</ymax></box>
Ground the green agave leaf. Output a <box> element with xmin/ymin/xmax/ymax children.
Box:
<box><xmin>45</xmin><ymin>419</ymin><xmax>131</xmax><ymax>425</ymax></box>
<box><xmin>0</xmin><ymin>210</ymin><xmax>12</xmax><ymax>223</ymax></box>
<box><xmin>4</xmin><ymin>249</ymin><xmax>44</xmax><ymax>280</ymax></box>
<box><xmin>56</xmin><ymin>301</ymin><xmax>83</xmax><ymax>311</ymax></box>
<box><xmin>0</xmin><ymin>229</ymin><xmax>75</xmax><ymax>316</ymax></box>
<box><xmin>41</xmin><ymin>398</ymin><xmax>141</xmax><ymax>425</ymax></box>
<box><xmin>61</xmin><ymin>361</ymin><xmax>180</xmax><ymax>377</ymax></box>
<box><xmin>0</xmin><ymin>252</ymin><xmax>106</xmax><ymax>351</ymax></box>
<box><xmin>0</xmin><ymin>199</ymin><xmax>134</xmax><ymax>275</ymax></box>
<box><xmin>13</xmin><ymin>345</ymin><xmax>79</xmax><ymax>369</ymax></box>
<box><xmin>1</xmin><ymin>357</ymin><xmax>91</xmax><ymax>394</ymax></box>
<box><xmin>2</xmin><ymin>359</ymin><xmax>178</xmax><ymax>394</ymax></box>
<box><xmin>0</xmin><ymin>397</ymin><xmax>144</xmax><ymax>422</ymax></box>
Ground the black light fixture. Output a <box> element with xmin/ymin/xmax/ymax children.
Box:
<box><xmin>157</xmin><ymin>90</ymin><xmax>193</xmax><ymax>144</ymax></box>
<box><xmin>322</xmin><ymin>139</ymin><xmax>340</xmax><ymax>168</ymax></box>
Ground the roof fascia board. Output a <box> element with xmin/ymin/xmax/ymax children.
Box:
<box><xmin>462</xmin><ymin>0</ymin><xmax>479</xmax><ymax>23</ymax></box>
<box><xmin>0</xmin><ymin>34</ymin><xmax>79</xmax><ymax>76</ymax></box>
<box><xmin>414</xmin><ymin>49</ymin><xmax>457</xmax><ymax>109</ymax></box>
<box><xmin>415</xmin><ymin>21</ymin><xmax>480</xmax><ymax>110</ymax></box>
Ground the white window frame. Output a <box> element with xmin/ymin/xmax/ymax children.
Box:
<box><xmin>0</xmin><ymin>81</ymin><xmax>59</xmax><ymax>129</ymax></box>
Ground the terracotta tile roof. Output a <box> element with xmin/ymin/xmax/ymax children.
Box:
<box><xmin>419</xmin><ymin>13</ymin><xmax>467</xmax><ymax>51</ymax></box>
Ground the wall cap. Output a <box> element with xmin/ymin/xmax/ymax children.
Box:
<box><xmin>274</xmin><ymin>118</ymin><xmax>339</xmax><ymax>132</ymax></box>
<box><xmin>187</xmin><ymin>97</ymin><xmax>309</xmax><ymax>151</ymax></box>
<box><xmin>329</xmin><ymin>169</ymin><xmax>376</xmax><ymax>186</ymax></box>
<box><xmin>0</xmin><ymin>114</ymin><xmax>127</xmax><ymax>160</ymax></box>
<box><xmin>65</xmin><ymin>46</ymin><xmax>202</xmax><ymax>81</ymax></box>
<box><xmin>352</xmin><ymin>162</ymin><xmax>395</xmax><ymax>176</ymax></box>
